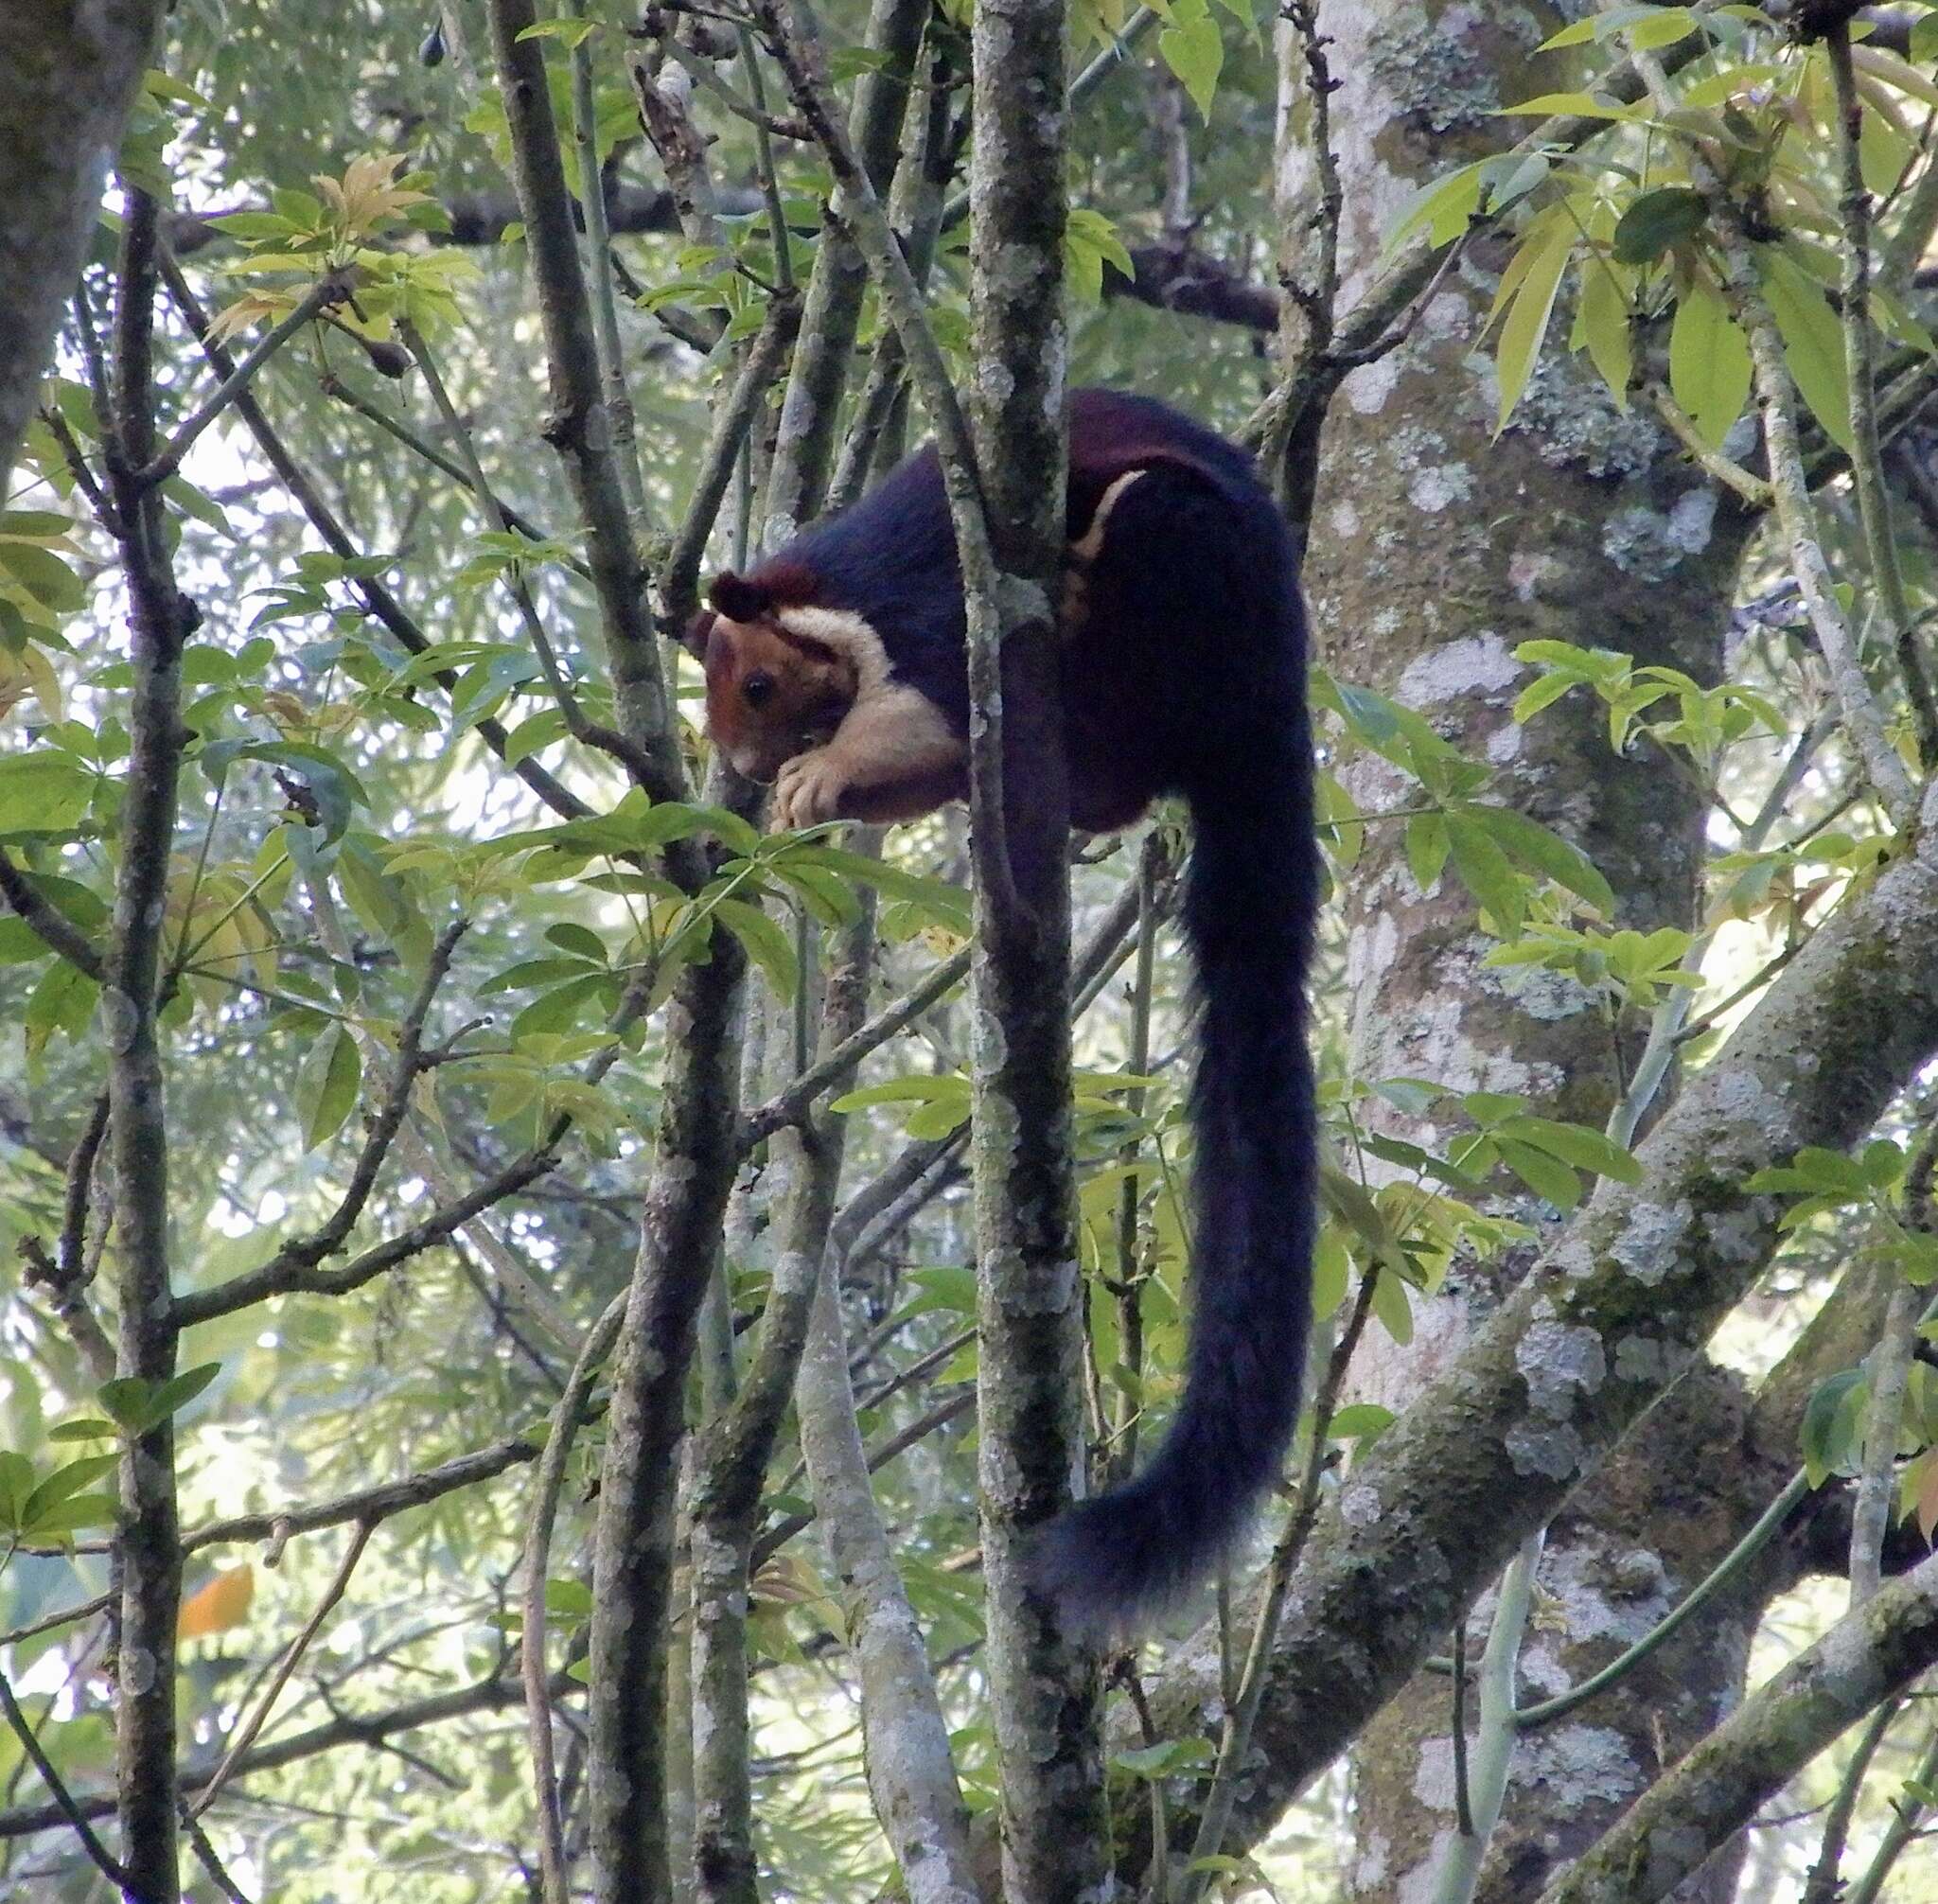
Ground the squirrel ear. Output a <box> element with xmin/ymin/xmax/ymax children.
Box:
<box><xmin>681</xmin><ymin>608</ymin><xmax>715</xmax><ymax>661</ymax></box>
<box><xmin>707</xmin><ymin>572</ymin><xmax>770</xmax><ymax>624</ymax></box>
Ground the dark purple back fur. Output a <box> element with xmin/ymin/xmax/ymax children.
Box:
<box><xmin>754</xmin><ymin>390</ymin><xmax>1318</xmax><ymax>1631</ymax></box>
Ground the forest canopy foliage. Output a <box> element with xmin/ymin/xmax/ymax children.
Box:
<box><xmin>6</xmin><ymin>2</ymin><xmax>1938</xmax><ymax>1901</ymax></box>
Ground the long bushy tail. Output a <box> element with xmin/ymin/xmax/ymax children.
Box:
<box><xmin>1031</xmin><ymin>694</ymin><xmax>1319</xmax><ymax>1636</ymax></box>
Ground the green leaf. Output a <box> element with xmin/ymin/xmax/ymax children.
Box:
<box><xmin>208</xmin><ymin>210</ymin><xmax>302</xmax><ymax>242</ymax></box>
<box><xmin>1405</xmin><ymin>812</ymin><xmax>1451</xmax><ymax>895</ymax></box>
<box><xmin>1311</xmin><ymin>1223</ymin><xmax>1349</xmax><ymax>1321</ymax></box>
<box><xmin>25</xmin><ymin>1493</ymin><xmax>117</xmax><ymax>1538</ymax></box>
<box><xmin>1463</xmin><ymin>1090</ymin><xmax>1527</xmax><ymax>1125</ymax></box>
<box><xmin>1065</xmin><ymin>207</ymin><xmax>1135</xmax><ymax>303</ymax></box>
<box><xmin>831</xmin><ymin>1075</ymin><xmax>971</xmax><ymax>1113</ymax></box>
<box><xmin>902</xmin><ymin>1264</ymin><xmax>978</xmax><ymax>1318</ymax></box>
<box><xmin>25</xmin><ymin>960</ymin><xmax>98</xmax><ymax>1054</ymax></box>
<box><xmin>1801</xmin><ymin>1368</ymin><xmax>1866</xmax><ymax>1486</ymax></box>
<box><xmin>98</xmin><ymin>1378</ymin><xmax>152</xmax><ymax>1433</ymax></box>
<box><xmin>1759</xmin><ymin>246</ymin><xmax>1853</xmax><ymax>452</ymax></box>
<box><xmin>545</xmin><ymin>922</ymin><xmax>608</xmax><ymax>963</ymax></box>
<box><xmin>1611</xmin><ymin>186</ymin><xmax>1707</xmax><ymax>266</ymax></box>
<box><xmin>1669</xmin><ymin>277</ymin><xmax>1752</xmax><ymax>450</ymax></box>
<box><xmin>144</xmin><ymin>1362</ymin><xmax>221</xmax><ymax>1429</ymax></box>
<box><xmin>516</xmin><ymin>16</ymin><xmax>597</xmax><ymax>47</ymax></box>
<box><xmin>1114</xmin><ymin>1737</ymin><xmax>1215</xmax><ymax>1777</ymax></box>
<box><xmin>1497</xmin><ymin>1137</ymin><xmax>1582</xmax><ymax>1209</ymax></box>
<box><xmin>1542</xmin><ymin>5</ymin><xmax>1668</xmax><ymax>47</ymax></box>
<box><xmin>198</xmin><ymin>738</ymin><xmax>367</xmax><ymax>842</ymax></box>
<box><xmin>1495</xmin><ymin>212</ymin><xmax>1576</xmax><ymax>430</ymax></box>
<box><xmin>1859</xmin><ymin>106</ymin><xmax>1913</xmax><ymax>200</ymax></box>
<box><xmin>1577</xmin><ymin>256</ymin><xmax>1633</xmax><ymax>404</ymax></box>
<box><xmin>1328</xmin><ymin>1402</ymin><xmax>1396</xmax><ymax>1442</ymax></box>
<box><xmin>0</xmin><ymin>1452</ymin><xmax>37</xmax><ymax>1525</ymax></box>
<box><xmin>1369</xmin><ymin>1267</ymin><xmax>1414</xmax><ymax>1346</ymax></box>
<box><xmin>1512</xmin><ymin>669</ymin><xmax>1583</xmax><ymax>725</ymax></box>
<box><xmin>715</xmin><ymin>898</ymin><xmax>798</xmax><ymax>997</ymax></box>
<box><xmin>1498</xmin><ymin>1116</ymin><xmax>1642</xmax><ymax>1183</ymax></box>
<box><xmin>1628</xmin><ymin>7</ymin><xmax>1700</xmax><ymax>50</ymax></box>
<box><xmin>791</xmin><ymin>846</ymin><xmax>971</xmax><ymax>932</ymax></box>
<box><xmin>1446</xmin><ymin>812</ymin><xmax>1526</xmax><ymax>935</ymax></box>
<box><xmin>301</xmin><ymin>1024</ymin><xmax>362</xmax><ymax>1150</ymax></box>
<box><xmin>23</xmin><ymin>1454</ymin><xmax>117</xmax><ymax>1527</ymax></box>
<box><xmin>509</xmin><ymin>971</ymin><xmax>611</xmax><ymax>1040</ymax></box>
<box><xmin>1383</xmin><ymin>161</ymin><xmax>1487</xmax><ymax>255</ymax></box>
<box><xmin>1158</xmin><ymin>0</ymin><xmax>1224</xmax><ymax>121</ymax></box>
<box><xmin>1860</xmin><ymin>1137</ymin><xmax>1908</xmax><ymax>1190</ymax></box>
<box><xmin>0</xmin><ymin>752</ymin><xmax>93</xmax><ymax>836</ymax></box>
<box><xmin>1493</xmin><ymin>93</ymin><xmax>1636</xmax><ymax>119</ymax></box>
<box><xmin>1465</xmin><ymin>805</ymin><xmax>1615</xmax><ymax>915</ymax></box>
<box><xmin>1748</xmin><ymin>1146</ymin><xmax>1871</xmax><ymax>1199</ymax></box>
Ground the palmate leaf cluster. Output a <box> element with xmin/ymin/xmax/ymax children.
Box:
<box><xmin>1394</xmin><ymin>6</ymin><xmax>1938</xmax><ymax>444</ymax></box>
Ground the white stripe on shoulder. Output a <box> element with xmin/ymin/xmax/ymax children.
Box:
<box><xmin>774</xmin><ymin>607</ymin><xmax>893</xmax><ymax>696</ymax></box>
<box><xmin>1068</xmin><ymin>469</ymin><xmax>1147</xmax><ymax>561</ymax></box>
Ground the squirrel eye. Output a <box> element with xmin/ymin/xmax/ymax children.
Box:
<box><xmin>743</xmin><ymin>671</ymin><xmax>776</xmax><ymax>708</ymax></box>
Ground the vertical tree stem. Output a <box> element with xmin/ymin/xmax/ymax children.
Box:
<box><xmin>1826</xmin><ymin>26</ymin><xmax>1938</xmax><ymax>767</ymax></box>
<box><xmin>104</xmin><ymin>184</ymin><xmax>193</xmax><ymax>1904</ymax></box>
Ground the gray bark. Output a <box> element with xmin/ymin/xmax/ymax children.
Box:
<box><xmin>962</xmin><ymin>4</ymin><xmax>1109</xmax><ymax>1900</ymax></box>
<box><xmin>0</xmin><ymin>2</ymin><xmax>164</xmax><ymax>491</ymax></box>
<box><xmin>1139</xmin><ymin>770</ymin><xmax>1938</xmax><ymax>1848</ymax></box>
<box><xmin>1269</xmin><ymin>3</ymin><xmax>1774</xmax><ymax>1896</ymax></box>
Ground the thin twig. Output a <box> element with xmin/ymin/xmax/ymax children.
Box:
<box><xmin>0</xmin><ymin>1669</ymin><xmax>132</xmax><ymax>1890</ymax></box>
<box><xmin>319</xmin><ymin>371</ymin><xmax>573</xmax><ymax>557</ymax></box>
<box><xmin>522</xmin><ymin>1292</ymin><xmax>626</xmax><ymax>1904</ymax></box>
<box><xmin>139</xmin><ymin>273</ymin><xmax>347</xmax><ymax>484</ymax></box>
<box><xmin>1849</xmin><ymin>1280</ymin><xmax>1922</xmax><ymax>1605</ymax></box>
<box><xmin>1643</xmin><ymin>380</ymin><xmax>1773</xmax><ymax>507</ymax></box>
<box><xmin>1516</xmin><ymin>1469</ymin><xmax>1814</xmax><ymax>1729</ymax></box>
<box><xmin>655</xmin><ymin>290</ymin><xmax>802</xmax><ymax>633</ymax></box>
<box><xmin>1827</xmin><ymin>26</ymin><xmax>1938</xmax><ymax>767</ymax></box>
<box><xmin>0</xmin><ymin>852</ymin><xmax>104</xmax><ymax>980</ymax></box>
<box><xmin>1431</xmin><ymin>1532</ymin><xmax>1543</xmax><ymax>1904</ymax></box>
<box><xmin>741</xmin><ymin>943</ymin><xmax>970</xmax><ymax>1149</ymax></box>
<box><xmin>1180</xmin><ymin>1271</ymin><xmax>1378</xmax><ymax>1901</ymax></box>
<box><xmin>188</xmin><ymin>1520</ymin><xmax>377</xmax><ymax>1817</ymax></box>
<box><xmin>1802</xmin><ymin>1693</ymin><xmax>1902</xmax><ymax>1904</ymax></box>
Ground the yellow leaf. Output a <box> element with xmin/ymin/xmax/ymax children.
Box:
<box><xmin>179</xmin><ymin>1564</ymin><xmax>254</xmax><ymax>1638</ymax></box>
<box><xmin>1495</xmin><ymin>215</ymin><xmax>1576</xmax><ymax>432</ymax></box>
<box><xmin>0</xmin><ymin>644</ymin><xmax>64</xmax><ymax>723</ymax></box>
<box><xmin>1908</xmin><ymin>1447</ymin><xmax>1938</xmax><ymax>1544</ymax></box>
<box><xmin>205</xmin><ymin>291</ymin><xmax>291</xmax><ymax>346</ymax></box>
<box><xmin>317</xmin><ymin>153</ymin><xmax>432</xmax><ymax>241</ymax></box>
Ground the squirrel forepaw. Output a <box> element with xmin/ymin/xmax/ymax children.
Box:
<box><xmin>771</xmin><ymin>749</ymin><xmax>849</xmax><ymax>830</ymax></box>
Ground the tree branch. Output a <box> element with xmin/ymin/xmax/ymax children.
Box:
<box><xmin>1541</xmin><ymin>1549</ymin><xmax>1938</xmax><ymax>1904</ymax></box>
<box><xmin>0</xmin><ymin>852</ymin><xmax>105</xmax><ymax>981</ymax></box>
<box><xmin>0</xmin><ymin>1669</ymin><xmax>132</xmax><ymax>1891</ymax></box>
<box><xmin>1139</xmin><ymin>776</ymin><xmax>1938</xmax><ymax>1859</ymax></box>
<box><xmin>489</xmin><ymin>0</ymin><xmax>688</xmax><ymax>810</ymax></box>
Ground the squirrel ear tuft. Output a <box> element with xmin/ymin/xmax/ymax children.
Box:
<box><xmin>707</xmin><ymin>572</ymin><xmax>770</xmax><ymax>625</ymax></box>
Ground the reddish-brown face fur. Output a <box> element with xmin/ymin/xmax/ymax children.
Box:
<box><xmin>693</xmin><ymin>611</ymin><xmax>858</xmax><ymax>783</ymax></box>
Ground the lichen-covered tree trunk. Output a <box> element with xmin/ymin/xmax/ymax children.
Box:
<box><xmin>963</xmin><ymin>3</ymin><xmax>1110</xmax><ymax>1898</ymax></box>
<box><xmin>1277</xmin><ymin>4</ymin><xmax>1767</xmax><ymax>1896</ymax></box>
